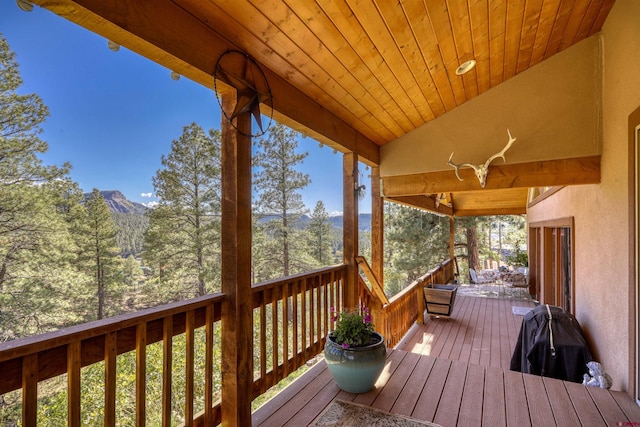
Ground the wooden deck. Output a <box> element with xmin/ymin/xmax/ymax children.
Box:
<box><xmin>397</xmin><ymin>291</ymin><xmax>534</xmax><ymax>370</ymax></box>
<box><xmin>252</xmin><ymin>295</ymin><xmax>640</xmax><ymax>426</ymax></box>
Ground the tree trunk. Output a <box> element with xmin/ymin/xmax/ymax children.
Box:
<box><xmin>466</xmin><ymin>225</ymin><xmax>480</xmax><ymax>272</ymax></box>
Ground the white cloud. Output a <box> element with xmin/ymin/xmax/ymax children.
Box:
<box><xmin>329</xmin><ymin>211</ymin><xmax>343</xmax><ymax>217</ymax></box>
<box><xmin>143</xmin><ymin>201</ymin><xmax>159</xmax><ymax>208</ymax></box>
<box><xmin>141</xmin><ymin>192</ymin><xmax>153</xmax><ymax>198</ymax></box>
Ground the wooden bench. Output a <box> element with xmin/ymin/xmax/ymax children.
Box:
<box><xmin>424</xmin><ymin>284</ymin><xmax>458</xmax><ymax>319</ymax></box>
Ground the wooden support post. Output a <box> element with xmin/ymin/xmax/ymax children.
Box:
<box><xmin>371</xmin><ymin>166</ymin><xmax>384</xmax><ymax>289</ymax></box>
<box><xmin>220</xmin><ymin>91</ymin><xmax>253</xmax><ymax>427</ymax></box>
<box><xmin>343</xmin><ymin>152</ymin><xmax>359</xmax><ymax>309</ymax></box>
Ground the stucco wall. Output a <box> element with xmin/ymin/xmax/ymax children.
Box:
<box><xmin>527</xmin><ymin>0</ymin><xmax>640</xmax><ymax>392</ymax></box>
<box><xmin>380</xmin><ymin>35</ymin><xmax>602</xmax><ymax>177</ymax></box>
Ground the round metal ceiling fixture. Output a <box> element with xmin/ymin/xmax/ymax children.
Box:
<box><xmin>213</xmin><ymin>50</ymin><xmax>274</xmax><ymax>138</ymax></box>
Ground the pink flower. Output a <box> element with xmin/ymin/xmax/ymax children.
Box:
<box><xmin>341</xmin><ymin>342</ymin><xmax>350</xmax><ymax>349</ymax></box>
<box><xmin>364</xmin><ymin>314</ymin><xmax>372</xmax><ymax>324</ymax></box>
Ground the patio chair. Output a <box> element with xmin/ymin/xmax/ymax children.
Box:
<box><xmin>469</xmin><ymin>268</ymin><xmax>494</xmax><ymax>285</ymax></box>
<box><xmin>504</xmin><ymin>268</ymin><xmax>529</xmax><ymax>298</ymax></box>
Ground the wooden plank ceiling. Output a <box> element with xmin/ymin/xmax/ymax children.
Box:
<box><xmin>34</xmin><ymin>0</ymin><xmax>614</xmax><ymax>216</ymax></box>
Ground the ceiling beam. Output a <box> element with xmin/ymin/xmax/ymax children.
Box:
<box><xmin>381</xmin><ymin>156</ymin><xmax>600</xmax><ymax>197</ymax></box>
<box><xmin>385</xmin><ymin>195</ymin><xmax>453</xmax><ymax>217</ymax></box>
<box><xmin>35</xmin><ymin>0</ymin><xmax>380</xmax><ymax>165</ymax></box>
<box><xmin>453</xmin><ymin>207</ymin><xmax>526</xmax><ymax>217</ymax></box>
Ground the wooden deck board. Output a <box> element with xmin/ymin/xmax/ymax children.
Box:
<box><xmin>253</xmin><ymin>296</ymin><xmax>640</xmax><ymax>426</ymax></box>
<box><xmin>482</xmin><ymin>366</ymin><xmax>506</xmax><ymax>426</ymax></box>
<box><xmin>412</xmin><ymin>357</ymin><xmax>452</xmax><ymax>422</ymax></box>
<box><xmin>587</xmin><ymin>385</ymin><xmax>630</xmax><ymax>426</ymax></box>
<box><xmin>458</xmin><ymin>363</ymin><xmax>485</xmax><ymax>426</ymax></box>
<box><xmin>564</xmin><ymin>380</ymin><xmax>608</xmax><ymax>427</ymax></box>
<box><xmin>390</xmin><ymin>353</ymin><xmax>436</xmax><ymax>416</ymax></box>
<box><xmin>433</xmin><ymin>360</ymin><xmax>467</xmax><ymax>427</ymax></box>
<box><xmin>542</xmin><ymin>376</ymin><xmax>582</xmax><ymax>426</ymax></box>
<box><xmin>523</xmin><ymin>374</ymin><xmax>555</xmax><ymax>426</ymax></box>
<box><xmin>504</xmin><ymin>369</ymin><xmax>531</xmax><ymax>427</ymax></box>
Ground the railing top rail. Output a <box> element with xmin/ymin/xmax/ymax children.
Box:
<box><xmin>0</xmin><ymin>292</ymin><xmax>225</xmax><ymax>362</ymax></box>
<box><xmin>1</xmin><ymin>265</ymin><xmax>348</xmax><ymax>363</ymax></box>
<box><xmin>387</xmin><ymin>258</ymin><xmax>454</xmax><ymax>304</ymax></box>
<box><xmin>251</xmin><ymin>264</ymin><xmax>346</xmax><ymax>292</ymax></box>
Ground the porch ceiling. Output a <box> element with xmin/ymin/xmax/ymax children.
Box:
<box><xmin>33</xmin><ymin>0</ymin><xmax>613</xmax><ymax>216</ymax></box>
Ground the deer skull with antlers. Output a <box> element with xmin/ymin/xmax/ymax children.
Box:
<box><xmin>447</xmin><ymin>129</ymin><xmax>516</xmax><ymax>188</ymax></box>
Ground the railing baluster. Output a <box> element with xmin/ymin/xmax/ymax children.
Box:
<box><xmin>300</xmin><ymin>278</ymin><xmax>307</xmax><ymax>361</ymax></box>
<box><xmin>282</xmin><ymin>281</ymin><xmax>289</xmax><ymax>377</ymax></box>
<box><xmin>271</xmin><ymin>287</ymin><xmax>278</xmax><ymax>382</ymax></box>
<box><xmin>136</xmin><ymin>323</ymin><xmax>147</xmax><ymax>427</ymax></box>
<box><xmin>104</xmin><ymin>331</ymin><xmax>117</xmax><ymax>427</ymax></box>
<box><xmin>162</xmin><ymin>316</ymin><xmax>172</xmax><ymax>427</ymax></box>
<box><xmin>67</xmin><ymin>341</ymin><xmax>81</xmax><ymax>427</ymax></box>
<box><xmin>204</xmin><ymin>305</ymin><xmax>214</xmax><ymax>425</ymax></box>
<box><xmin>323</xmin><ymin>277</ymin><xmax>329</xmax><ymax>340</ymax></box>
<box><xmin>185</xmin><ymin>310</ymin><xmax>195</xmax><ymax>427</ymax></box>
<box><xmin>309</xmin><ymin>281</ymin><xmax>314</xmax><ymax>357</ymax></box>
<box><xmin>260</xmin><ymin>296</ymin><xmax>267</xmax><ymax>387</ymax></box>
<box><xmin>22</xmin><ymin>353</ymin><xmax>37</xmax><ymax>426</ymax></box>
<box><xmin>292</xmin><ymin>280</ymin><xmax>299</xmax><ymax>368</ymax></box>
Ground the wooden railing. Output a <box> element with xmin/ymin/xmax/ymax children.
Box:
<box><xmin>0</xmin><ymin>293</ymin><xmax>226</xmax><ymax>426</ymax></box>
<box><xmin>0</xmin><ymin>265</ymin><xmax>346</xmax><ymax>426</ymax></box>
<box><xmin>250</xmin><ymin>265</ymin><xmax>345</xmax><ymax>397</ymax></box>
<box><xmin>0</xmin><ymin>259</ymin><xmax>456</xmax><ymax>425</ymax></box>
<box><xmin>357</xmin><ymin>258</ymin><xmax>457</xmax><ymax>348</ymax></box>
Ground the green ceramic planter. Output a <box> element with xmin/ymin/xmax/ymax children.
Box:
<box><xmin>324</xmin><ymin>332</ymin><xmax>386</xmax><ymax>393</ymax></box>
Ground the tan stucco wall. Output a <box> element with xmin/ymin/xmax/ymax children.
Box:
<box><xmin>527</xmin><ymin>0</ymin><xmax>640</xmax><ymax>392</ymax></box>
<box><xmin>380</xmin><ymin>35</ymin><xmax>602</xmax><ymax>177</ymax></box>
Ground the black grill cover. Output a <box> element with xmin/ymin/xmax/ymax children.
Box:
<box><xmin>510</xmin><ymin>304</ymin><xmax>593</xmax><ymax>383</ymax></box>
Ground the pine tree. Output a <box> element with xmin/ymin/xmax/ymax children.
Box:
<box><xmin>253</xmin><ymin>123</ymin><xmax>312</xmax><ymax>279</ymax></box>
<box><xmin>143</xmin><ymin>123</ymin><xmax>222</xmax><ymax>301</ymax></box>
<box><xmin>384</xmin><ymin>203</ymin><xmax>449</xmax><ymax>296</ymax></box>
<box><xmin>77</xmin><ymin>189</ymin><xmax>122</xmax><ymax>320</ymax></box>
<box><xmin>308</xmin><ymin>201</ymin><xmax>334</xmax><ymax>266</ymax></box>
<box><xmin>0</xmin><ymin>34</ymin><xmax>82</xmax><ymax>339</ymax></box>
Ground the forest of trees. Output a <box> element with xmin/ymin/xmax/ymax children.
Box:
<box><xmin>0</xmin><ymin>33</ymin><xmax>525</xmax><ymax>424</ymax></box>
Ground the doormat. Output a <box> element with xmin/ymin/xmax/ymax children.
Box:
<box><xmin>512</xmin><ymin>306</ymin><xmax>534</xmax><ymax>316</ymax></box>
<box><xmin>309</xmin><ymin>399</ymin><xmax>441</xmax><ymax>427</ymax></box>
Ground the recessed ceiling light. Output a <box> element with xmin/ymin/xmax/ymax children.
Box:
<box><xmin>455</xmin><ymin>59</ymin><xmax>476</xmax><ymax>76</ymax></box>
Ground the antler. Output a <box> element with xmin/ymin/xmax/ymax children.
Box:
<box><xmin>447</xmin><ymin>153</ymin><xmax>479</xmax><ymax>182</ymax></box>
<box><xmin>447</xmin><ymin>129</ymin><xmax>516</xmax><ymax>188</ymax></box>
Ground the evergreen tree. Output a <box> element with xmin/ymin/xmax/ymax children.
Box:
<box><xmin>384</xmin><ymin>203</ymin><xmax>449</xmax><ymax>296</ymax></box>
<box><xmin>77</xmin><ymin>189</ymin><xmax>122</xmax><ymax>320</ymax></box>
<box><xmin>143</xmin><ymin>123</ymin><xmax>222</xmax><ymax>302</ymax></box>
<box><xmin>112</xmin><ymin>212</ymin><xmax>149</xmax><ymax>257</ymax></box>
<box><xmin>308</xmin><ymin>201</ymin><xmax>334</xmax><ymax>266</ymax></box>
<box><xmin>0</xmin><ymin>34</ymin><xmax>83</xmax><ymax>339</ymax></box>
<box><xmin>253</xmin><ymin>123</ymin><xmax>312</xmax><ymax>279</ymax></box>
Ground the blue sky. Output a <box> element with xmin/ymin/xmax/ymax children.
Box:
<box><xmin>1</xmin><ymin>3</ymin><xmax>370</xmax><ymax>214</ymax></box>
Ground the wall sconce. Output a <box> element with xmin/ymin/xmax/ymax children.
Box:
<box><xmin>170</xmin><ymin>71</ymin><xmax>180</xmax><ymax>81</ymax></box>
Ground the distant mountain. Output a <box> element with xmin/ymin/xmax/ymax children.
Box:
<box><xmin>84</xmin><ymin>190</ymin><xmax>148</xmax><ymax>215</ymax></box>
<box><xmin>258</xmin><ymin>213</ymin><xmax>371</xmax><ymax>232</ymax></box>
<box><xmin>82</xmin><ymin>191</ymin><xmax>149</xmax><ymax>257</ymax></box>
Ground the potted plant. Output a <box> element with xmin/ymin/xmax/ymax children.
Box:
<box><xmin>324</xmin><ymin>306</ymin><xmax>386</xmax><ymax>393</ymax></box>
